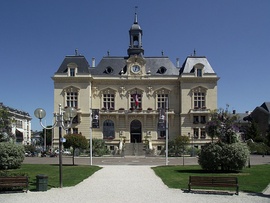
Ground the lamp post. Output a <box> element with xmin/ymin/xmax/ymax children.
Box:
<box><xmin>34</xmin><ymin>104</ymin><xmax>77</xmax><ymax>188</ymax></box>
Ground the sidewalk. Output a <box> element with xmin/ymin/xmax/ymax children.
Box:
<box><xmin>0</xmin><ymin>165</ymin><xmax>269</xmax><ymax>203</ymax></box>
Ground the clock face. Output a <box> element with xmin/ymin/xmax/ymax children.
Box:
<box><xmin>132</xmin><ymin>65</ymin><xmax>141</xmax><ymax>73</ymax></box>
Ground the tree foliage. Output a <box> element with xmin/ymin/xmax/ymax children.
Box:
<box><xmin>168</xmin><ymin>135</ymin><xmax>190</xmax><ymax>156</ymax></box>
<box><xmin>245</xmin><ymin>120</ymin><xmax>261</xmax><ymax>142</ymax></box>
<box><xmin>0</xmin><ymin>107</ymin><xmax>13</xmax><ymax>142</ymax></box>
<box><xmin>0</xmin><ymin>142</ymin><xmax>25</xmax><ymax>169</ymax></box>
<box><xmin>198</xmin><ymin>142</ymin><xmax>250</xmax><ymax>171</ymax></box>
<box><xmin>63</xmin><ymin>133</ymin><xmax>88</xmax><ymax>165</ymax></box>
<box><xmin>39</xmin><ymin>127</ymin><xmax>53</xmax><ymax>149</ymax></box>
<box><xmin>199</xmin><ymin>106</ymin><xmax>250</xmax><ymax>171</ymax></box>
<box><xmin>205</xmin><ymin>108</ymin><xmax>240</xmax><ymax>144</ymax></box>
<box><xmin>92</xmin><ymin>139</ymin><xmax>109</xmax><ymax>156</ymax></box>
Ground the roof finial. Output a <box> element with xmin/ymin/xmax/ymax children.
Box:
<box><xmin>107</xmin><ymin>50</ymin><xmax>110</xmax><ymax>56</ymax></box>
<box><xmin>193</xmin><ymin>49</ymin><xmax>196</xmax><ymax>56</ymax></box>
<box><xmin>134</xmin><ymin>6</ymin><xmax>138</xmax><ymax>24</ymax></box>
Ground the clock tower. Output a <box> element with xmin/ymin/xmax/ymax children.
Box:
<box><xmin>127</xmin><ymin>12</ymin><xmax>144</xmax><ymax>57</ymax></box>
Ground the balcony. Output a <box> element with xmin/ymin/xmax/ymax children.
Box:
<box><xmin>99</xmin><ymin>108</ymin><xmax>175</xmax><ymax>116</ymax></box>
<box><xmin>189</xmin><ymin>107</ymin><xmax>210</xmax><ymax>114</ymax></box>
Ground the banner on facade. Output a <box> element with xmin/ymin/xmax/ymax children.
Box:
<box><xmin>92</xmin><ymin>109</ymin><xmax>99</xmax><ymax>128</ymax></box>
<box><xmin>157</xmin><ymin>108</ymin><xmax>166</xmax><ymax>131</ymax></box>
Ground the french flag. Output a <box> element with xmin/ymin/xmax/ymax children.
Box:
<box><xmin>133</xmin><ymin>93</ymin><xmax>139</xmax><ymax>107</ymax></box>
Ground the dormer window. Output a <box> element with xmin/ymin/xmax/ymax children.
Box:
<box><xmin>157</xmin><ymin>66</ymin><xmax>167</xmax><ymax>74</ymax></box>
<box><xmin>193</xmin><ymin>63</ymin><xmax>204</xmax><ymax>77</ymax></box>
<box><xmin>67</xmin><ymin>63</ymin><xmax>78</xmax><ymax>77</ymax></box>
<box><xmin>105</xmin><ymin>66</ymin><xmax>114</xmax><ymax>74</ymax></box>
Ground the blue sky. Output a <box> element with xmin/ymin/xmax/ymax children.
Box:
<box><xmin>1</xmin><ymin>0</ymin><xmax>270</xmax><ymax>131</ymax></box>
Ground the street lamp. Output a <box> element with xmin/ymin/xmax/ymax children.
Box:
<box><xmin>34</xmin><ymin>104</ymin><xmax>77</xmax><ymax>188</ymax></box>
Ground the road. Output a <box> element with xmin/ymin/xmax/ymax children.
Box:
<box><xmin>23</xmin><ymin>154</ymin><xmax>270</xmax><ymax>166</ymax></box>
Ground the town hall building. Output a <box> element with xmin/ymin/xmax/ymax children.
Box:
<box><xmin>52</xmin><ymin>13</ymin><xmax>219</xmax><ymax>155</ymax></box>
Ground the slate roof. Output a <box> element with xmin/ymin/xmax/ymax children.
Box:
<box><xmin>91</xmin><ymin>56</ymin><xmax>180</xmax><ymax>76</ymax></box>
<box><xmin>180</xmin><ymin>56</ymin><xmax>216</xmax><ymax>74</ymax></box>
<box><xmin>55</xmin><ymin>55</ymin><xmax>91</xmax><ymax>74</ymax></box>
<box><xmin>243</xmin><ymin>102</ymin><xmax>270</xmax><ymax>122</ymax></box>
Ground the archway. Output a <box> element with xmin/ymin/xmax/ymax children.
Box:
<box><xmin>130</xmin><ymin>120</ymin><xmax>142</xmax><ymax>143</ymax></box>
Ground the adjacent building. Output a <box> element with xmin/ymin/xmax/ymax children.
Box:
<box><xmin>52</xmin><ymin>14</ymin><xmax>219</xmax><ymax>155</ymax></box>
<box><xmin>0</xmin><ymin>102</ymin><xmax>32</xmax><ymax>144</ymax></box>
<box><xmin>243</xmin><ymin>102</ymin><xmax>270</xmax><ymax>137</ymax></box>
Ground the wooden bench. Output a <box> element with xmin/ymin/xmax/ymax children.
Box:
<box><xmin>188</xmin><ymin>176</ymin><xmax>239</xmax><ymax>195</ymax></box>
<box><xmin>0</xmin><ymin>176</ymin><xmax>29</xmax><ymax>192</ymax></box>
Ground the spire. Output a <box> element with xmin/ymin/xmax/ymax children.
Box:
<box><xmin>134</xmin><ymin>6</ymin><xmax>138</xmax><ymax>24</ymax></box>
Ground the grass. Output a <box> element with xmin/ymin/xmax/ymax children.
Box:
<box><xmin>152</xmin><ymin>164</ymin><xmax>270</xmax><ymax>193</ymax></box>
<box><xmin>3</xmin><ymin>164</ymin><xmax>101</xmax><ymax>191</ymax></box>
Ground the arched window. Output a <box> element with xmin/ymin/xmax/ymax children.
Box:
<box><xmin>103</xmin><ymin>120</ymin><xmax>115</xmax><ymax>139</ymax></box>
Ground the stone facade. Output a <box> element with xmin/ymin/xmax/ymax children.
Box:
<box><xmin>0</xmin><ymin>102</ymin><xmax>31</xmax><ymax>144</ymax></box>
<box><xmin>52</xmin><ymin>14</ymin><xmax>219</xmax><ymax>153</ymax></box>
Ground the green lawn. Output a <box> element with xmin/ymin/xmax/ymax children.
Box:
<box><xmin>152</xmin><ymin>165</ymin><xmax>270</xmax><ymax>193</ymax></box>
<box><xmin>4</xmin><ymin>164</ymin><xmax>101</xmax><ymax>191</ymax></box>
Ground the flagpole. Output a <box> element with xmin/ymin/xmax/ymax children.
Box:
<box><xmin>165</xmin><ymin>97</ymin><xmax>169</xmax><ymax>165</ymax></box>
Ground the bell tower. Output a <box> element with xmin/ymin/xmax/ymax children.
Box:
<box><xmin>127</xmin><ymin>11</ymin><xmax>144</xmax><ymax>56</ymax></box>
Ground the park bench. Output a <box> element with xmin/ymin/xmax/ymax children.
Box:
<box><xmin>188</xmin><ymin>176</ymin><xmax>239</xmax><ymax>195</ymax></box>
<box><xmin>0</xmin><ymin>176</ymin><xmax>29</xmax><ymax>192</ymax></box>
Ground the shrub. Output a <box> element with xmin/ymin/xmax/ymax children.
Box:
<box><xmin>92</xmin><ymin>139</ymin><xmax>110</xmax><ymax>156</ymax></box>
<box><xmin>220</xmin><ymin>143</ymin><xmax>250</xmax><ymax>171</ymax></box>
<box><xmin>198</xmin><ymin>142</ymin><xmax>222</xmax><ymax>171</ymax></box>
<box><xmin>198</xmin><ymin>142</ymin><xmax>250</xmax><ymax>171</ymax></box>
<box><xmin>0</xmin><ymin>142</ymin><xmax>25</xmax><ymax>169</ymax></box>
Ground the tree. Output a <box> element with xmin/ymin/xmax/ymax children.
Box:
<box><xmin>63</xmin><ymin>133</ymin><xmax>88</xmax><ymax>165</ymax></box>
<box><xmin>199</xmin><ymin>106</ymin><xmax>250</xmax><ymax>171</ymax></box>
<box><xmin>245</xmin><ymin>120</ymin><xmax>260</xmax><ymax>141</ymax></box>
<box><xmin>39</xmin><ymin>127</ymin><xmax>53</xmax><ymax>150</ymax></box>
<box><xmin>0</xmin><ymin>107</ymin><xmax>13</xmax><ymax>142</ymax></box>
<box><xmin>168</xmin><ymin>135</ymin><xmax>190</xmax><ymax>157</ymax></box>
<box><xmin>205</xmin><ymin>108</ymin><xmax>240</xmax><ymax>144</ymax></box>
<box><xmin>92</xmin><ymin>139</ymin><xmax>109</xmax><ymax>156</ymax></box>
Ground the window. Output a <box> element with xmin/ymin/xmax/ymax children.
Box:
<box><xmin>130</xmin><ymin>93</ymin><xmax>142</xmax><ymax>109</ymax></box>
<box><xmin>200</xmin><ymin>116</ymin><xmax>206</xmax><ymax>124</ymax></box>
<box><xmin>193</xmin><ymin>128</ymin><xmax>199</xmax><ymax>139</ymax></box>
<box><xmin>194</xmin><ymin>92</ymin><xmax>205</xmax><ymax>108</ymax></box>
<box><xmin>66</xmin><ymin>128</ymin><xmax>78</xmax><ymax>134</ymax></box>
<box><xmin>159</xmin><ymin>130</ymin><xmax>166</xmax><ymax>139</ymax></box>
<box><xmin>196</xmin><ymin>69</ymin><xmax>202</xmax><ymax>77</ymax></box>
<box><xmin>69</xmin><ymin>68</ymin><xmax>75</xmax><ymax>76</ymax></box>
<box><xmin>66</xmin><ymin>92</ymin><xmax>78</xmax><ymax>108</ymax></box>
<box><xmin>103</xmin><ymin>94</ymin><xmax>115</xmax><ymax>110</ymax></box>
<box><xmin>200</xmin><ymin>128</ymin><xmax>206</xmax><ymax>139</ymax></box>
<box><xmin>105</xmin><ymin>66</ymin><xmax>113</xmax><ymax>74</ymax></box>
<box><xmin>16</xmin><ymin>120</ymin><xmax>23</xmax><ymax>128</ymax></box>
<box><xmin>157</xmin><ymin>66</ymin><xmax>167</xmax><ymax>74</ymax></box>
<box><xmin>157</xmin><ymin>94</ymin><xmax>168</xmax><ymax>109</ymax></box>
<box><xmin>103</xmin><ymin>120</ymin><xmax>115</xmax><ymax>139</ymax></box>
<box><xmin>193</xmin><ymin>116</ymin><xmax>199</xmax><ymax>124</ymax></box>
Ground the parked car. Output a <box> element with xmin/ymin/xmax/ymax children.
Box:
<box><xmin>25</xmin><ymin>151</ymin><xmax>34</xmax><ymax>157</ymax></box>
<box><xmin>54</xmin><ymin>149</ymin><xmax>71</xmax><ymax>155</ymax></box>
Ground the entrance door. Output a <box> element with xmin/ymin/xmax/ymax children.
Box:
<box><xmin>130</xmin><ymin>120</ymin><xmax>142</xmax><ymax>143</ymax></box>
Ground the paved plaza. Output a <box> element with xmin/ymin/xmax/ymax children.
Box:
<box><xmin>23</xmin><ymin>154</ymin><xmax>270</xmax><ymax>166</ymax></box>
<box><xmin>0</xmin><ymin>155</ymin><xmax>269</xmax><ymax>203</ymax></box>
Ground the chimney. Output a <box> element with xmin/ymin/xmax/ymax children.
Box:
<box><xmin>92</xmin><ymin>57</ymin><xmax>95</xmax><ymax>67</ymax></box>
<box><xmin>176</xmin><ymin>58</ymin><xmax>180</xmax><ymax>68</ymax></box>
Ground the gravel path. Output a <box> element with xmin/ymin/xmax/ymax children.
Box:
<box><xmin>0</xmin><ymin>165</ymin><xmax>269</xmax><ymax>203</ymax></box>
